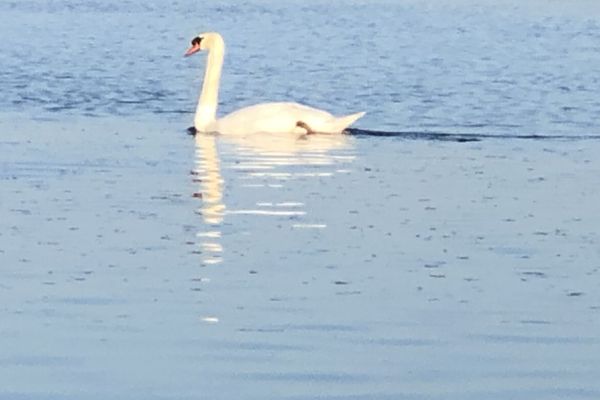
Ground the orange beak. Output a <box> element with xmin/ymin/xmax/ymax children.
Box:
<box><xmin>184</xmin><ymin>43</ymin><xmax>201</xmax><ymax>57</ymax></box>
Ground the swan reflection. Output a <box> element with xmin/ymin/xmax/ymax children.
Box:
<box><xmin>192</xmin><ymin>132</ymin><xmax>355</xmax><ymax>265</ymax></box>
<box><xmin>222</xmin><ymin>131</ymin><xmax>352</xmax><ymax>155</ymax></box>
<box><xmin>193</xmin><ymin>133</ymin><xmax>225</xmax><ymax>265</ymax></box>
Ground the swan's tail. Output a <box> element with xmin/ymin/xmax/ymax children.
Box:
<box><xmin>329</xmin><ymin>111</ymin><xmax>366</xmax><ymax>133</ymax></box>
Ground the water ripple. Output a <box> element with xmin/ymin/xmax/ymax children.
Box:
<box><xmin>347</xmin><ymin>128</ymin><xmax>600</xmax><ymax>141</ymax></box>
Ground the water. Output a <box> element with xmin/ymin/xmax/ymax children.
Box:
<box><xmin>1</xmin><ymin>1</ymin><xmax>600</xmax><ymax>399</ymax></box>
<box><xmin>2</xmin><ymin>0</ymin><xmax>600</xmax><ymax>133</ymax></box>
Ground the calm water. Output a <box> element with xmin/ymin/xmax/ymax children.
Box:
<box><xmin>1</xmin><ymin>0</ymin><xmax>600</xmax><ymax>399</ymax></box>
<box><xmin>2</xmin><ymin>0</ymin><xmax>600</xmax><ymax>134</ymax></box>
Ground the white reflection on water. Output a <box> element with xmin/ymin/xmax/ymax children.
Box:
<box><xmin>192</xmin><ymin>132</ymin><xmax>354</xmax><ymax>266</ymax></box>
<box><xmin>193</xmin><ymin>133</ymin><xmax>225</xmax><ymax>266</ymax></box>
<box><xmin>221</xmin><ymin>132</ymin><xmax>354</xmax><ymax>219</ymax></box>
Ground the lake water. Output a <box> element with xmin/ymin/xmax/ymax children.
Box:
<box><xmin>1</xmin><ymin>1</ymin><xmax>600</xmax><ymax>399</ymax></box>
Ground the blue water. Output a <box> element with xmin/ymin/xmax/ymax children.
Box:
<box><xmin>1</xmin><ymin>1</ymin><xmax>600</xmax><ymax>399</ymax></box>
<box><xmin>2</xmin><ymin>0</ymin><xmax>600</xmax><ymax>134</ymax></box>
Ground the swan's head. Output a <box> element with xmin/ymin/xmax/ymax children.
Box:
<box><xmin>184</xmin><ymin>32</ymin><xmax>224</xmax><ymax>57</ymax></box>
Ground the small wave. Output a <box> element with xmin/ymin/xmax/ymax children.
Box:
<box><xmin>346</xmin><ymin>128</ymin><xmax>600</xmax><ymax>142</ymax></box>
<box><xmin>155</xmin><ymin>109</ymin><xmax>191</xmax><ymax>114</ymax></box>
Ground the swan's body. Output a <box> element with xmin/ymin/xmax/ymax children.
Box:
<box><xmin>185</xmin><ymin>32</ymin><xmax>365</xmax><ymax>135</ymax></box>
<box><xmin>212</xmin><ymin>102</ymin><xmax>364</xmax><ymax>135</ymax></box>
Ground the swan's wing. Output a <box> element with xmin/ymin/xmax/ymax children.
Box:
<box><xmin>216</xmin><ymin>102</ymin><xmax>335</xmax><ymax>135</ymax></box>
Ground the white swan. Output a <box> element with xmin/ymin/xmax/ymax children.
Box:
<box><xmin>185</xmin><ymin>32</ymin><xmax>365</xmax><ymax>135</ymax></box>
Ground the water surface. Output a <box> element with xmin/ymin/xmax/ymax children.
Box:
<box><xmin>1</xmin><ymin>1</ymin><xmax>600</xmax><ymax>399</ymax></box>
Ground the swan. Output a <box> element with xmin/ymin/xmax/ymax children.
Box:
<box><xmin>185</xmin><ymin>32</ymin><xmax>365</xmax><ymax>135</ymax></box>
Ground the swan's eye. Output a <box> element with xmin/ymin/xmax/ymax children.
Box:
<box><xmin>191</xmin><ymin>36</ymin><xmax>203</xmax><ymax>46</ymax></box>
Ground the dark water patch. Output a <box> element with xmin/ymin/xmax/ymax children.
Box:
<box><xmin>44</xmin><ymin>103</ymin><xmax>79</xmax><ymax>112</ymax></box>
<box><xmin>154</xmin><ymin>109</ymin><xmax>190</xmax><ymax>114</ymax></box>
<box><xmin>519</xmin><ymin>320</ymin><xmax>551</xmax><ymax>325</ymax></box>
<box><xmin>346</xmin><ymin>128</ymin><xmax>600</xmax><ymax>142</ymax></box>
<box><xmin>114</xmin><ymin>99</ymin><xmax>146</xmax><ymax>105</ymax></box>
<box><xmin>520</xmin><ymin>271</ymin><xmax>547</xmax><ymax>279</ymax></box>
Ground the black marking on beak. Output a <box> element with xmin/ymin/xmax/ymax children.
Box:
<box><xmin>191</xmin><ymin>36</ymin><xmax>202</xmax><ymax>46</ymax></box>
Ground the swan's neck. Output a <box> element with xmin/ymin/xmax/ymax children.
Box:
<box><xmin>195</xmin><ymin>38</ymin><xmax>224</xmax><ymax>131</ymax></box>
